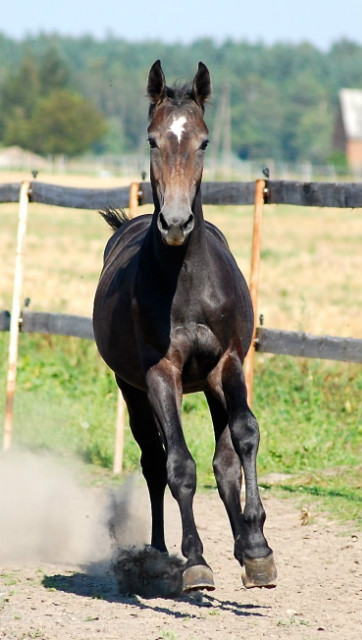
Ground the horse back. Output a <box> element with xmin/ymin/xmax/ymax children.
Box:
<box><xmin>103</xmin><ymin>214</ymin><xmax>152</xmax><ymax>264</ymax></box>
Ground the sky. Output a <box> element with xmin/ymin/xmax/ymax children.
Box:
<box><xmin>2</xmin><ymin>0</ymin><xmax>361</xmax><ymax>50</ymax></box>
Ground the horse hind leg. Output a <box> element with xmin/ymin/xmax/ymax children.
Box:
<box><xmin>224</xmin><ymin>371</ymin><xmax>277</xmax><ymax>588</ymax></box>
<box><xmin>206</xmin><ymin>369</ymin><xmax>277</xmax><ymax>589</ymax></box>
<box><xmin>116</xmin><ymin>377</ymin><xmax>168</xmax><ymax>553</ymax></box>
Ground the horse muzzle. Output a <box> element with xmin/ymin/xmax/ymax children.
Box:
<box><xmin>157</xmin><ymin>211</ymin><xmax>194</xmax><ymax>246</ymax></box>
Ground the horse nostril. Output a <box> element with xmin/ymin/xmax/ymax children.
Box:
<box><xmin>158</xmin><ymin>212</ymin><xmax>169</xmax><ymax>231</ymax></box>
<box><xmin>183</xmin><ymin>214</ymin><xmax>194</xmax><ymax>232</ymax></box>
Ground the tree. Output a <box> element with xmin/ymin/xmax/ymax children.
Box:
<box><xmin>24</xmin><ymin>89</ymin><xmax>107</xmax><ymax>156</ymax></box>
<box><xmin>294</xmin><ymin>106</ymin><xmax>333</xmax><ymax>163</ymax></box>
<box><xmin>280</xmin><ymin>72</ymin><xmax>332</xmax><ymax>162</ymax></box>
<box><xmin>231</xmin><ymin>75</ymin><xmax>283</xmax><ymax>160</ymax></box>
<box><xmin>38</xmin><ymin>46</ymin><xmax>71</xmax><ymax>95</ymax></box>
<box><xmin>0</xmin><ymin>54</ymin><xmax>40</xmax><ymax>139</ymax></box>
<box><xmin>0</xmin><ymin>46</ymin><xmax>70</xmax><ymax>144</ymax></box>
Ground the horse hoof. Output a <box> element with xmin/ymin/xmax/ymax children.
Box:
<box><xmin>182</xmin><ymin>565</ymin><xmax>215</xmax><ymax>592</ymax></box>
<box><xmin>241</xmin><ymin>552</ymin><xmax>277</xmax><ymax>589</ymax></box>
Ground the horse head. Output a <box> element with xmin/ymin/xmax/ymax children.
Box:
<box><xmin>147</xmin><ymin>60</ymin><xmax>211</xmax><ymax>246</ymax></box>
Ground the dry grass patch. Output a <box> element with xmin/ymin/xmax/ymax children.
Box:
<box><xmin>205</xmin><ymin>203</ymin><xmax>362</xmax><ymax>337</ymax></box>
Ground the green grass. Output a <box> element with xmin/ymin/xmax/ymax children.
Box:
<box><xmin>0</xmin><ymin>333</ymin><xmax>361</xmax><ymax>525</ymax></box>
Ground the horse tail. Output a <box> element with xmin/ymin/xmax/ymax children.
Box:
<box><xmin>99</xmin><ymin>208</ymin><xmax>129</xmax><ymax>231</ymax></box>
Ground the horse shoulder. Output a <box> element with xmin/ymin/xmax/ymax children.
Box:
<box><xmin>205</xmin><ymin>221</ymin><xmax>230</xmax><ymax>249</ymax></box>
<box><xmin>205</xmin><ymin>224</ymin><xmax>245</xmax><ymax>286</ymax></box>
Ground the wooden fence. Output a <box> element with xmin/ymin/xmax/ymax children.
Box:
<box><xmin>1</xmin><ymin>179</ymin><xmax>361</xmax><ymax>464</ymax></box>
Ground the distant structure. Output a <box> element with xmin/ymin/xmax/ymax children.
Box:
<box><xmin>334</xmin><ymin>89</ymin><xmax>362</xmax><ymax>170</ymax></box>
<box><xmin>0</xmin><ymin>146</ymin><xmax>46</xmax><ymax>171</ymax></box>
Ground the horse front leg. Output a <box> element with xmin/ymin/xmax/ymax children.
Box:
<box><xmin>146</xmin><ymin>361</ymin><xmax>215</xmax><ymax>592</ymax></box>
<box><xmin>205</xmin><ymin>390</ymin><xmax>245</xmax><ymax>539</ymax></box>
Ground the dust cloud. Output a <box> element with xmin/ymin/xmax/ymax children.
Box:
<box><xmin>0</xmin><ymin>451</ymin><xmax>149</xmax><ymax>567</ymax></box>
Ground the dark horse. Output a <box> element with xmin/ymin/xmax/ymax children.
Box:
<box><xmin>93</xmin><ymin>61</ymin><xmax>277</xmax><ymax>592</ymax></box>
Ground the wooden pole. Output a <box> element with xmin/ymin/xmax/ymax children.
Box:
<box><xmin>113</xmin><ymin>388</ymin><xmax>126</xmax><ymax>475</ymax></box>
<box><xmin>128</xmin><ymin>181</ymin><xmax>140</xmax><ymax>218</ymax></box>
<box><xmin>3</xmin><ymin>181</ymin><xmax>30</xmax><ymax>451</ymax></box>
<box><xmin>243</xmin><ymin>179</ymin><xmax>265</xmax><ymax>407</ymax></box>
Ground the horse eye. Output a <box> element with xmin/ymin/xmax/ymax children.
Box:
<box><xmin>200</xmin><ymin>140</ymin><xmax>209</xmax><ymax>151</ymax></box>
<box><xmin>148</xmin><ymin>137</ymin><xmax>158</xmax><ymax>149</ymax></box>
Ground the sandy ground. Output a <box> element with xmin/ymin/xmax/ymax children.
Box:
<box><xmin>0</xmin><ymin>454</ymin><xmax>360</xmax><ymax>640</ymax></box>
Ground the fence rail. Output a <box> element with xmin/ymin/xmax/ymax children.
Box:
<box><xmin>1</xmin><ymin>310</ymin><xmax>361</xmax><ymax>364</ymax></box>
<box><xmin>1</xmin><ymin>179</ymin><xmax>362</xmax><ymax>209</ymax></box>
<box><xmin>255</xmin><ymin>327</ymin><xmax>362</xmax><ymax>363</ymax></box>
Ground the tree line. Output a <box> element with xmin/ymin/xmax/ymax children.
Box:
<box><xmin>0</xmin><ymin>33</ymin><xmax>360</xmax><ymax>163</ymax></box>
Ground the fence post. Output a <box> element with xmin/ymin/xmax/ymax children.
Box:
<box><xmin>129</xmin><ymin>181</ymin><xmax>140</xmax><ymax>218</ymax></box>
<box><xmin>113</xmin><ymin>388</ymin><xmax>126</xmax><ymax>474</ymax></box>
<box><xmin>3</xmin><ymin>181</ymin><xmax>30</xmax><ymax>451</ymax></box>
<box><xmin>243</xmin><ymin>179</ymin><xmax>265</xmax><ymax>407</ymax></box>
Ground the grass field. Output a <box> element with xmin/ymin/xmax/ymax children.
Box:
<box><xmin>1</xmin><ymin>171</ymin><xmax>361</xmax><ymax>525</ymax></box>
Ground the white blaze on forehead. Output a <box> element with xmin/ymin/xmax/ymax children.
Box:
<box><xmin>169</xmin><ymin>116</ymin><xmax>187</xmax><ymax>143</ymax></box>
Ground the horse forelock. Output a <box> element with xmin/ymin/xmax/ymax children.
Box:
<box><xmin>148</xmin><ymin>83</ymin><xmax>202</xmax><ymax>120</ymax></box>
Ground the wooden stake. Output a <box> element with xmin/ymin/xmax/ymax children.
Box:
<box><xmin>128</xmin><ymin>181</ymin><xmax>140</xmax><ymax>218</ymax></box>
<box><xmin>113</xmin><ymin>389</ymin><xmax>126</xmax><ymax>475</ymax></box>
<box><xmin>244</xmin><ymin>179</ymin><xmax>265</xmax><ymax>407</ymax></box>
<box><xmin>3</xmin><ymin>181</ymin><xmax>30</xmax><ymax>451</ymax></box>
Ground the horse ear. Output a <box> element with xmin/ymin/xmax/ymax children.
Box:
<box><xmin>147</xmin><ymin>60</ymin><xmax>167</xmax><ymax>105</ymax></box>
<box><xmin>193</xmin><ymin>62</ymin><xmax>211</xmax><ymax>108</ymax></box>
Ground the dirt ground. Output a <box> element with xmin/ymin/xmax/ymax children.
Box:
<box><xmin>0</xmin><ymin>455</ymin><xmax>360</xmax><ymax>640</ymax></box>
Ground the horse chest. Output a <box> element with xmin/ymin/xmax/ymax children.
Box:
<box><xmin>177</xmin><ymin>323</ymin><xmax>223</xmax><ymax>388</ymax></box>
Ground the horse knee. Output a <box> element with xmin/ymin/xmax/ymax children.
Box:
<box><xmin>167</xmin><ymin>451</ymin><xmax>196</xmax><ymax>498</ymax></box>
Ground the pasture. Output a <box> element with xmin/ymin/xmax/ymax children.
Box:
<box><xmin>0</xmin><ymin>171</ymin><xmax>361</xmax><ymax>522</ymax></box>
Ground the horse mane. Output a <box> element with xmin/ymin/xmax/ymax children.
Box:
<box><xmin>148</xmin><ymin>83</ymin><xmax>200</xmax><ymax>119</ymax></box>
<box><xmin>99</xmin><ymin>208</ymin><xmax>130</xmax><ymax>231</ymax></box>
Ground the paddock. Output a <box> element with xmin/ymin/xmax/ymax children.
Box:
<box><xmin>0</xmin><ymin>173</ymin><xmax>361</xmax><ymax>636</ymax></box>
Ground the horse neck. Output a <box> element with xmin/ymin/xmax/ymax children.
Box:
<box><xmin>188</xmin><ymin>189</ymin><xmax>207</xmax><ymax>251</ymax></box>
<box><xmin>148</xmin><ymin>187</ymin><xmax>207</xmax><ymax>273</ymax></box>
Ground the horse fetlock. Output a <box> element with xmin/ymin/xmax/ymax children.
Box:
<box><xmin>234</xmin><ymin>531</ymin><xmax>271</xmax><ymax>566</ymax></box>
<box><xmin>243</xmin><ymin>503</ymin><xmax>266</xmax><ymax>528</ymax></box>
<box><xmin>181</xmin><ymin>533</ymin><xmax>204</xmax><ymax>563</ymax></box>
